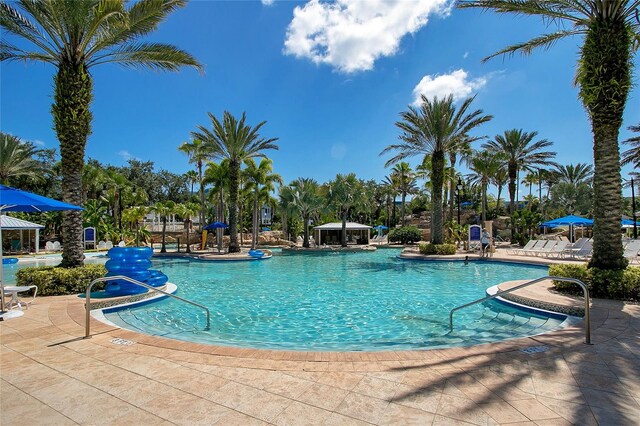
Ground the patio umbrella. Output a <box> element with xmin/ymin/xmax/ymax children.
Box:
<box><xmin>373</xmin><ymin>225</ymin><xmax>388</xmax><ymax>239</ymax></box>
<box><xmin>0</xmin><ymin>184</ymin><xmax>83</xmax><ymax>320</ymax></box>
<box><xmin>541</xmin><ymin>215</ymin><xmax>594</xmax><ymax>243</ymax></box>
<box><xmin>203</xmin><ymin>222</ymin><xmax>228</xmax><ymax>252</ymax></box>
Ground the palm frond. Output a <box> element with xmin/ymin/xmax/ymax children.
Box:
<box><xmin>481</xmin><ymin>30</ymin><xmax>582</xmax><ymax>63</ymax></box>
<box><xmin>0</xmin><ymin>1</ymin><xmax>58</xmax><ymax>59</ymax></box>
<box><xmin>88</xmin><ymin>42</ymin><xmax>202</xmax><ymax>72</ymax></box>
<box><xmin>0</xmin><ymin>40</ymin><xmax>56</xmax><ymax>63</ymax></box>
<box><xmin>458</xmin><ymin>0</ymin><xmax>585</xmax><ymax>22</ymax></box>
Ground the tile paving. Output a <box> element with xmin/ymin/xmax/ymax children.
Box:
<box><xmin>1</xmin><ymin>254</ymin><xmax>639</xmax><ymax>425</ymax></box>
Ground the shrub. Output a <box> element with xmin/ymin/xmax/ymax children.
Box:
<box><xmin>548</xmin><ymin>264</ymin><xmax>640</xmax><ymax>301</ymax></box>
<box><xmin>16</xmin><ymin>264</ymin><xmax>107</xmax><ymax>296</ymax></box>
<box><xmin>419</xmin><ymin>243</ymin><xmax>457</xmax><ymax>255</ymax></box>
<box><xmin>388</xmin><ymin>226</ymin><xmax>422</xmax><ymax>244</ymax></box>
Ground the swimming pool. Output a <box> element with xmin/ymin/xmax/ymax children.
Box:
<box><xmin>102</xmin><ymin>249</ymin><xmax>569</xmax><ymax>351</ymax></box>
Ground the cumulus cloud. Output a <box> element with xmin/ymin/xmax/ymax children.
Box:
<box><xmin>32</xmin><ymin>139</ymin><xmax>45</xmax><ymax>147</ymax></box>
<box><xmin>261</xmin><ymin>0</ymin><xmax>275</xmax><ymax>5</ymax></box>
<box><xmin>284</xmin><ymin>0</ymin><xmax>452</xmax><ymax>73</ymax></box>
<box><xmin>118</xmin><ymin>150</ymin><xmax>139</xmax><ymax>162</ymax></box>
<box><xmin>412</xmin><ymin>69</ymin><xmax>488</xmax><ymax>105</ymax></box>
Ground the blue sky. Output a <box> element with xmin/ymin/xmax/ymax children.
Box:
<box><xmin>1</xmin><ymin>0</ymin><xmax>638</xmax><ymax>196</ymax></box>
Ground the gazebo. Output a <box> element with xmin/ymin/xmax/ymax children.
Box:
<box><xmin>1</xmin><ymin>215</ymin><xmax>45</xmax><ymax>254</ymax></box>
<box><xmin>313</xmin><ymin>222</ymin><xmax>372</xmax><ymax>245</ymax></box>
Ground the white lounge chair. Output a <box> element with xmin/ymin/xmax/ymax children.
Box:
<box><xmin>118</xmin><ymin>241</ymin><xmax>126</xmax><ymax>247</ymax></box>
<box><xmin>52</xmin><ymin>241</ymin><xmax>61</xmax><ymax>251</ymax></box>
<box><xmin>571</xmin><ymin>240</ymin><xmax>593</xmax><ymax>259</ymax></box>
<box><xmin>623</xmin><ymin>240</ymin><xmax>640</xmax><ymax>264</ymax></box>
<box><xmin>97</xmin><ymin>241</ymin><xmax>107</xmax><ymax>250</ymax></box>
<box><xmin>514</xmin><ymin>240</ymin><xmax>544</xmax><ymax>256</ymax></box>
<box><xmin>545</xmin><ymin>241</ymin><xmax>569</xmax><ymax>258</ymax></box>
<box><xmin>45</xmin><ymin>241</ymin><xmax>55</xmax><ymax>252</ymax></box>
<box><xmin>507</xmin><ymin>239</ymin><xmax>536</xmax><ymax>255</ymax></box>
<box><xmin>105</xmin><ymin>241</ymin><xmax>114</xmax><ymax>249</ymax></box>
<box><xmin>528</xmin><ymin>240</ymin><xmax>557</xmax><ymax>256</ymax></box>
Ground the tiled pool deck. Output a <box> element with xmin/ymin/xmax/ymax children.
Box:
<box><xmin>2</xmin><ymin>253</ymin><xmax>639</xmax><ymax>425</ymax></box>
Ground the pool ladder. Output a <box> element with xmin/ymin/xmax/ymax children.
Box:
<box><xmin>448</xmin><ymin>276</ymin><xmax>591</xmax><ymax>344</ymax></box>
<box><xmin>84</xmin><ymin>275</ymin><xmax>210</xmax><ymax>339</ymax></box>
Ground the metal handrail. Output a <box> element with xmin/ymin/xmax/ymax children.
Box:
<box><xmin>449</xmin><ymin>276</ymin><xmax>590</xmax><ymax>344</ymax></box>
<box><xmin>84</xmin><ymin>275</ymin><xmax>210</xmax><ymax>338</ymax></box>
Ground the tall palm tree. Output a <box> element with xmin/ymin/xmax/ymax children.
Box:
<box><xmin>183</xmin><ymin>170</ymin><xmax>198</xmax><ymax>199</ymax></box>
<box><xmin>192</xmin><ymin>111</ymin><xmax>278</xmax><ymax>253</ymax></box>
<box><xmin>467</xmin><ymin>150</ymin><xmax>502</xmax><ymax>223</ymax></box>
<box><xmin>179</xmin><ymin>138</ymin><xmax>211</xmax><ymax>231</ymax></box>
<box><xmin>491</xmin><ymin>163</ymin><xmax>508</xmax><ymax>214</ymax></box>
<box><xmin>1</xmin><ymin>0</ymin><xmax>202</xmax><ymax>267</ymax></box>
<box><xmin>327</xmin><ymin>173</ymin><xmax>364</xmax><ymax>247</ymax></box>
<box><xmin>121</xmin><ymin>205</ymin><xmax>148</xmax><ymax>247</ymax></box>
<box><xmin>289</xmin><ymin>178</ymin><xmax>324</xmax><ymax>248</ymax></box>
<box><xmin>151</xmin><ymin>200</ymin><xmax>176</xmax><ymax>253</ymax></box>
<box><xmin>381</xmin><ymin>95</ymin><xmax>492</xmax><ymax>244</ymax></box>
<box><xmin>278</xmin><ymin>184</ymin><xmax>297</xmax><ymax>242</ymax></box>
<box><xmin>554</xmin><ymin>163</ymin><xmax>594</xmax><ymax>185</ymax></box>
<box><xmin>622</xmin><ymin>124</ymin><xmax>640</xmax><ymax>169</ymax></box>
<box><xmin>244</xmin><ymin>158</ymin><xmax>282</xmax><ymax>249</ymax></box>
<box><xmin>0</xmin><ymin>133</ymin><xmax>43</xmax><ymax>184</ymax></box>
<box><xmin>483</xmin><ymin>129</ymin><xmax>556</xmax><ymax>219</ymax></box>
<box><xmin>390</xmin><ymin>162</ymin><xmax>417</xmax><ymax>226</ymax></box>
<box><xmin>174</xmin><ymin>202</ymin><xmax>199</xmax><ymax>253</ymax></box>
<box><xmin>203</xmin><ymin>160</ymin><xmax>229</xmax><ymax>251</ymax></box>
<box><xmin>459</xmin><ymin>1</ymin><xmax>638</xmax><ymax>270</ymax></box>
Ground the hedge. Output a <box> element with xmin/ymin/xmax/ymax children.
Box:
<box><xmin>388</xmin><ymin>226</ymin><xmax>422</xmax><ymax>244</ymax></box>
<box><xmin>16</xmin><ymin>264</ymin><xmax>107</xmax><ymax>296</ymax></box>
<box><xmin>548</xmin><ymin>264</ymin><xmax>640</xmax><ymax>301</ymax></box>
<box><xmin>419</xmin><ymin>243</ymin><xmax>457</xmax><ymax>255</ymax></box>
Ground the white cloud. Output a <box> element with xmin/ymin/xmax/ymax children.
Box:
<box><xmin>463</xmin><ymin>51</ymin><xmax>469</xmax><ymax>59</ymax></box>
<box><xmin>411</xmin><ymin>69</ymin><xmax>488</xmax><ymax>105</ymax></box>
<box><xmin>32</xmin><ymin>139</ymin><xmax>45</xmax><ymax>147</ymax></box>
<box><xmin>284</xmin><ymin>0</ymin><xmax>452</xmax><ymax>73</ymax></box>
<box><xmin>118</xmin><ymin>150</ymin><xmax>139</xmax><ymax>162</ymax></box>
<box><xmin>261</xmin><ymin>0</ymin><xmax>275</xmax><ymax>5</ymax></box>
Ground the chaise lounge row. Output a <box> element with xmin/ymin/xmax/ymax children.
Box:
<box><xmin>508</xmin><ymin>237</ymin><xmax>640</xmax><ymax>263</ymax></box>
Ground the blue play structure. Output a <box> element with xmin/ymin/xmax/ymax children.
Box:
<box><xmin>248</xmin><ymin>249</ymin><xmax>265</xmax><ymax>258</ymax></box>
<box><xmin>104</xmin><ymin>247</ymin><xmax>168</xmax><ymax>296</ymax></box>
<box><xmin>2</xmin><ymin>257</ymin><xmax>19</xmax><ymax>264</ymax></box>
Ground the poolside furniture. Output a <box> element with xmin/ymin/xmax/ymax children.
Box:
<box><xmin>97</xmin><ymin>241</ymin><xmax>107</xmax><ymax>250</ymax></box>
<box><xmin>507</xmin><ymin>239</ymin><xmax>536</xmax><ymax>255</ymax></box>
<box><xmin>52</xmin><ymin>241</ymin><xmax>61</xmax><ymax>251</ymax></box>
<box><xmin>571</xmin><ymin>240</ymin><xmax>593</xmax><ymax>259</ymax></box>
<box><xmin>528</xmin><ymin>240</ymin><xmax>557</xmax><ymax>256</ymax></box>
<box><xmin>513</xmin><ymin>239</ymin><xmax>545</xmax><ymax>256</ymax></box>
<box><xmin>45</xmin><ymin>241</ymin><xmax>55</xmax><ymax>252</ymax></box>
<box><xmin>118</xmin><ymin>241</ymin><xmax>126</xmax><ymax>247</ymax></box>
<box><xmin>2</xmin><ymin>285</ymin><xmax>37</xmax><ymax>310</ymax></box>
<box><xmin>105</xmin><ymin>241</ymin><xmax>114</xmax><ymax>249</ymax></box>
<box><xmin>563</xmin><ymin>238</ymin><xmax>590</xmax><ymax>257</ymax></box>
<box><xmin>545</xmin><ymin>240</ymin><xmax>569</xmax><ymax>258</ymax></box>
<box><xmin>623</xmin><ymin>240</ymin><xmax>640</xmax><ymax>264</ymax></box>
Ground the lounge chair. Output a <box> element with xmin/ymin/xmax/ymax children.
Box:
<box><xmin>105</xmin><ymin>241</ymin><xmax>114</xmax><ymax>249</ymax></box>
<box><xmin>545</xmin><ymin>241</ymin><xmax>569</xmax><ymax>258</ymax></box>
<box><xmin>507</xmin><ymin>240</ymin><xmax>536</xmax><ymax>255</ymax></box>
<box><xmin>563</xmin><ymin>238</ymin><xmax>590</xmax><ymax>257</ymax></box>
<box><xmin>97</xmin><ymin>241</ymin><xmax>107</xmax><ymax>250</ymax></box>
<box><xmin>118</xmin><ymin>241</ymin><xmax>126</xmax><ymax>247</ymax></box>
<box><xmin>528</xmin><ymin>240</ymin><xmax>557</xmax><ymax>256</ymax></box>
<box><xmin>514</xmin><ymin>240</ymin><xmax>545</xmax><ymax>256</ymax></box>
<box><xmin>45</xmin><ymin>241</ymin><xmax>55</xmax><ymax>252</ymax></box>
<box><xmin>623</xmin><ymin>240</ymin><xmax>640</xmax><ymax>264</ymax></box>
<box><xmin>52</xmin><ymin>241</ymin><xmax>61</xmax><ymax>251</ymax></box>
<box><xmin>571</xmin><ymin>240</ymin><xmax>593</xmax><ymax>259</ymax></box>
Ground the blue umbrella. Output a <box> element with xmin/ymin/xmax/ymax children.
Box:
<box><xmin>541</xmin><ymin>215</ymin><xmax>593</xmax><ymax>243</ymax></box>
<box><xmin>373</xmin><ymin>225</ymin><xmax>388</xmax><ymax>230</ymax></box>
<box><xmin>1</xmin><ymin>184</ymin><xmax>83</xmax><ymax>319</ymax></box>
<box><xmin>203</xmin><ymin>221</ymin><xmax>229</xmax><ymax>231</ymax></box>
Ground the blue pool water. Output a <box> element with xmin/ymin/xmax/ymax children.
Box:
<box><xmin>102</xmin><ymin>249</ymin><xmax>567</xmax><ymax>351</ymax></box>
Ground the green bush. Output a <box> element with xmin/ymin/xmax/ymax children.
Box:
<box><xmin>388</xmin><ymin>226</ymin><xmax>422</xmax><ymax>244</ymax></box>
<box><xmin>548</xmin><ymin>264</ymin><xmax>640</xmax><ymax>301</ymax></box>
<box><xmin>419</xmin><ymin>243</ymin><xmax>457</xmax><ymax>255</ymax></box>
<box><xmin>16</xmin><ymin>264</ymin><xmax>107</xmax><ymax>296</ymax></box>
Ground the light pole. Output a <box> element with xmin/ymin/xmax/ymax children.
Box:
<box><xmin>456</xmin><ymin>177</ymin><xmax>463</xmax><ymax>225</ymax></box>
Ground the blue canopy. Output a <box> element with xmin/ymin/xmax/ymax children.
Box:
<box><xmin>622</xmin><ymin>219</ymin><xmax>640</xmax><ymax>226</ymax></box>
<box><xmin>541</xmin><ymin>215</ymin><xmax>593</xmax><ymax>227</ymax></box>
<box><xmin>203</xmin><ymin>221</ymin><xmax>228</xmax><ymax>230</ymax></box>
<box><xmin>373</xmin><ymin>225</ymin><xmax>388</xmax><ymax>230</ymax></box>
<box><xmin>0</xmin><ymin>184</ymin><xmax>83</xmax><ymax>213</ymax></box>
<box><xmin>460</xmin><ymin>201</ymin><xmax>473</xmax><ymax>207</ymax></box>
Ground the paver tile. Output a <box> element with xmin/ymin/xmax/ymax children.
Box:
<box><xmin>336</xmin><ymin>392</ymin><xmax>390</xmax><ymax>424</ymax></box>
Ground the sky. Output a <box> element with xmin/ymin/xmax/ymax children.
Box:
<box><xmin>1</xmin><ymin>0</ymin><xmax>639</xmax><ymax>197</ymax></box>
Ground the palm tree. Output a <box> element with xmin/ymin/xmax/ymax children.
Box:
<box><xmin>179</xmin><ymin>139</ymin><xmax>211</xmax><ymax>231</ymax></box>
<box><xmin>289</xmin><ymin>178</ymin><xmax>324</xmax><ymax>248</ymax></box>
<box><xmin>244</xmin><ymin>158</ymin><xmax>282</xmax><ymax>249</ymax></box>
<box><xmin>203</xmin><ymin>160</ymin><xmax>229</xmax><ymax>251</ymax></box>
<box><xmin>467</xmin><ymin>150</ymin><xmax>502</xmax><ymax>223</ymax></box>
<box><xmin>121</xmin><ymin>205</ymin><xmax>148</xmax><ymax>247</ymax></box>
<box><xmin>622</xmin><ymin>124</ymin><xmax>640</xmax><ymax>169</ymax></box>
<box><xmin>327</xmin><ymin>173</ymin><xmax>364</xmax><ymax>247</ymax></box>
<box><xmin>1</xmin><ymin>0</ymin><xmax>202</xmax><ymax>267</ymax></box>
<box><xmin>459</xmin><ymin>1</ymin><xmax>637</xmax><ymax>270</ymax></box>
<box><xmin>191</xmin><ymin>112</ymin><xmax>278</xmax><ymax>253</ymax></box>
<box><xmin>381</xmin><ymin>95</ymin><xmax>492</xmax><ymax>244</ymax></box>
<box><xmin>483</xmin><ymin>130</ymin><xmax>556</xmax><ymax>218</ymax></box>
<box><xmin>491</xmin><ymin>163</ymin><xmax>508</xmax><ymax>214</ymax></box>
<box><xmin>554</xmin><ymin>163</ymin><xmax>594</xmax><ymax>185</ymax></box>
<box><xmin>184</xmin><ymin>170</ymin><xmax>198</xmax><ymax>199</ymax></box>
<box><xmin>390</xmin><ymin>162</ymin><xmax>417</xmax><ymax>226</ymax></box>
<box><xmin>0</xmin><ymin>133</ymin><xmax>43</xmax><ymax>184</ymax></box>
<box><xmin>151</xmin><ymin>201</ymin><xmax>176</xmax><ymax>253</ymax></box>
<box><xmin>278</xmin><ymin>184</ymin><xmax>297</xmax><ymax>242</ymax></box>
<box><xmin>174</xmin><ymin>202</ymin><xmax>199</xmax><ymax>253</ymax></box>
<box><xmin>82</xmin><ymin>198</ymin><xmax>108</xmax><ymax>242</ymax></box>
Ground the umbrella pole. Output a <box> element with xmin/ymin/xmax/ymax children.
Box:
<box><xmin>1</xmin><ymin>220</ymin><xmax>5</xmax><ymax>313</ymax></box>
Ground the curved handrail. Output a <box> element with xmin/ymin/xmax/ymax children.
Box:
<box><xmin>449</xmin><ymin>276</ymin><xmax>590</xmax><ymax>344</ymax></box>
<box><xmin>84</xmin><ymin>275</ymin><xmax>210</xmax><ymax>338</ymax></box>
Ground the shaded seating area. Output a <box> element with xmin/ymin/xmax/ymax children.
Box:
<box><xmin>313</xmin><ymin>222</ymin><xmax>372</xmax><ymax>246</ymax></box>
<box><xmin>0</xmin><ymin>215</ymin><xmax>45</xmax><ymax>254</ymax></box>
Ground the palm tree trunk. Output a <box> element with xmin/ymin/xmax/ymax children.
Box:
<box><xmin>228</xmin><ymin>160</ymin><xmax>241</xmax><ymax>253</ymax></box>
<box><xmin>495</xmin><ymin>184</ymin><xmax>502</xmax><ymax>214</ymax></box>
<box><xmin>303</xmin><ymin>214</ymin><xmax>310</xmax><ymax>248</ymax></box>
<box><xmin>481</xmin><ymin>181</ymin><xmax>487</xmax><ymax>224</ymax></box>
<box><xmin>161</xmin><ymin>218</ymin><xmax>167</xmax><ymax>253</ymax></box>
<box><xmin>54</xmin><ymin>63</ymin><xmax>92</xmax><ymax>268</ymax></box>
<box><xmin>431</xmin><ymin>151</ymin><xmax>445</xmax><ymax>244</ymax></box>
<box><xmin>341</xmin><ymin>210</ymin><xmax>347</xmax><ymax>247</ymax></box>
<box><xmin>185</xmin><ymin>219</ymin><xmax>191</xmax><ymax>253</ymax></box>
<box><xmin>401</xmin><ymin>192</ymin><xmax>407</xmax><ymax>226</ymax></box>
<box><xmin>198</xmin><ymin>161</ymin><xmax>205</xmax><ymax>231</ymax></box>
<box><xmin>581</xmin><ymin>19</ymin><xmax>629</xmax><ymax>270</ymax></box>
<box><xmin>252</xmin><ymin>189</ymin><xmax>258</xmax><ymax>249</ymax></box>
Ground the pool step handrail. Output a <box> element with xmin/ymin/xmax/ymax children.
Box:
<box><xmin>448</xmin><ymin>276</ymin><xmax>590</xmax><ymax>344</ymax></box>
<box><xmin>84</xmin><ymin>275</ymin><xmax>210</xmax><ymax>338</ymax></box>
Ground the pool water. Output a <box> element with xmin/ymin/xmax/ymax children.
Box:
<box><xmin>103</xmin><ymin>249</ymin><xmax>568</xmax><ymax>351</ymax></box>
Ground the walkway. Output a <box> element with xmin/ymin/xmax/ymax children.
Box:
<box><xmin>2</xmin><ymin>286</ymin><xmax>639</xmax><ymax>424</ymax></box>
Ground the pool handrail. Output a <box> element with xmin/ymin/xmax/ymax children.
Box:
<box><xmin>449</xmin><ymin>276</ymin><xmax>590</xmax><ymax>344</ymax></box>
<box><xmin>84</xmin><ymin>275</ymin><xmax>210</xmax><ymax>338</ymax></box>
